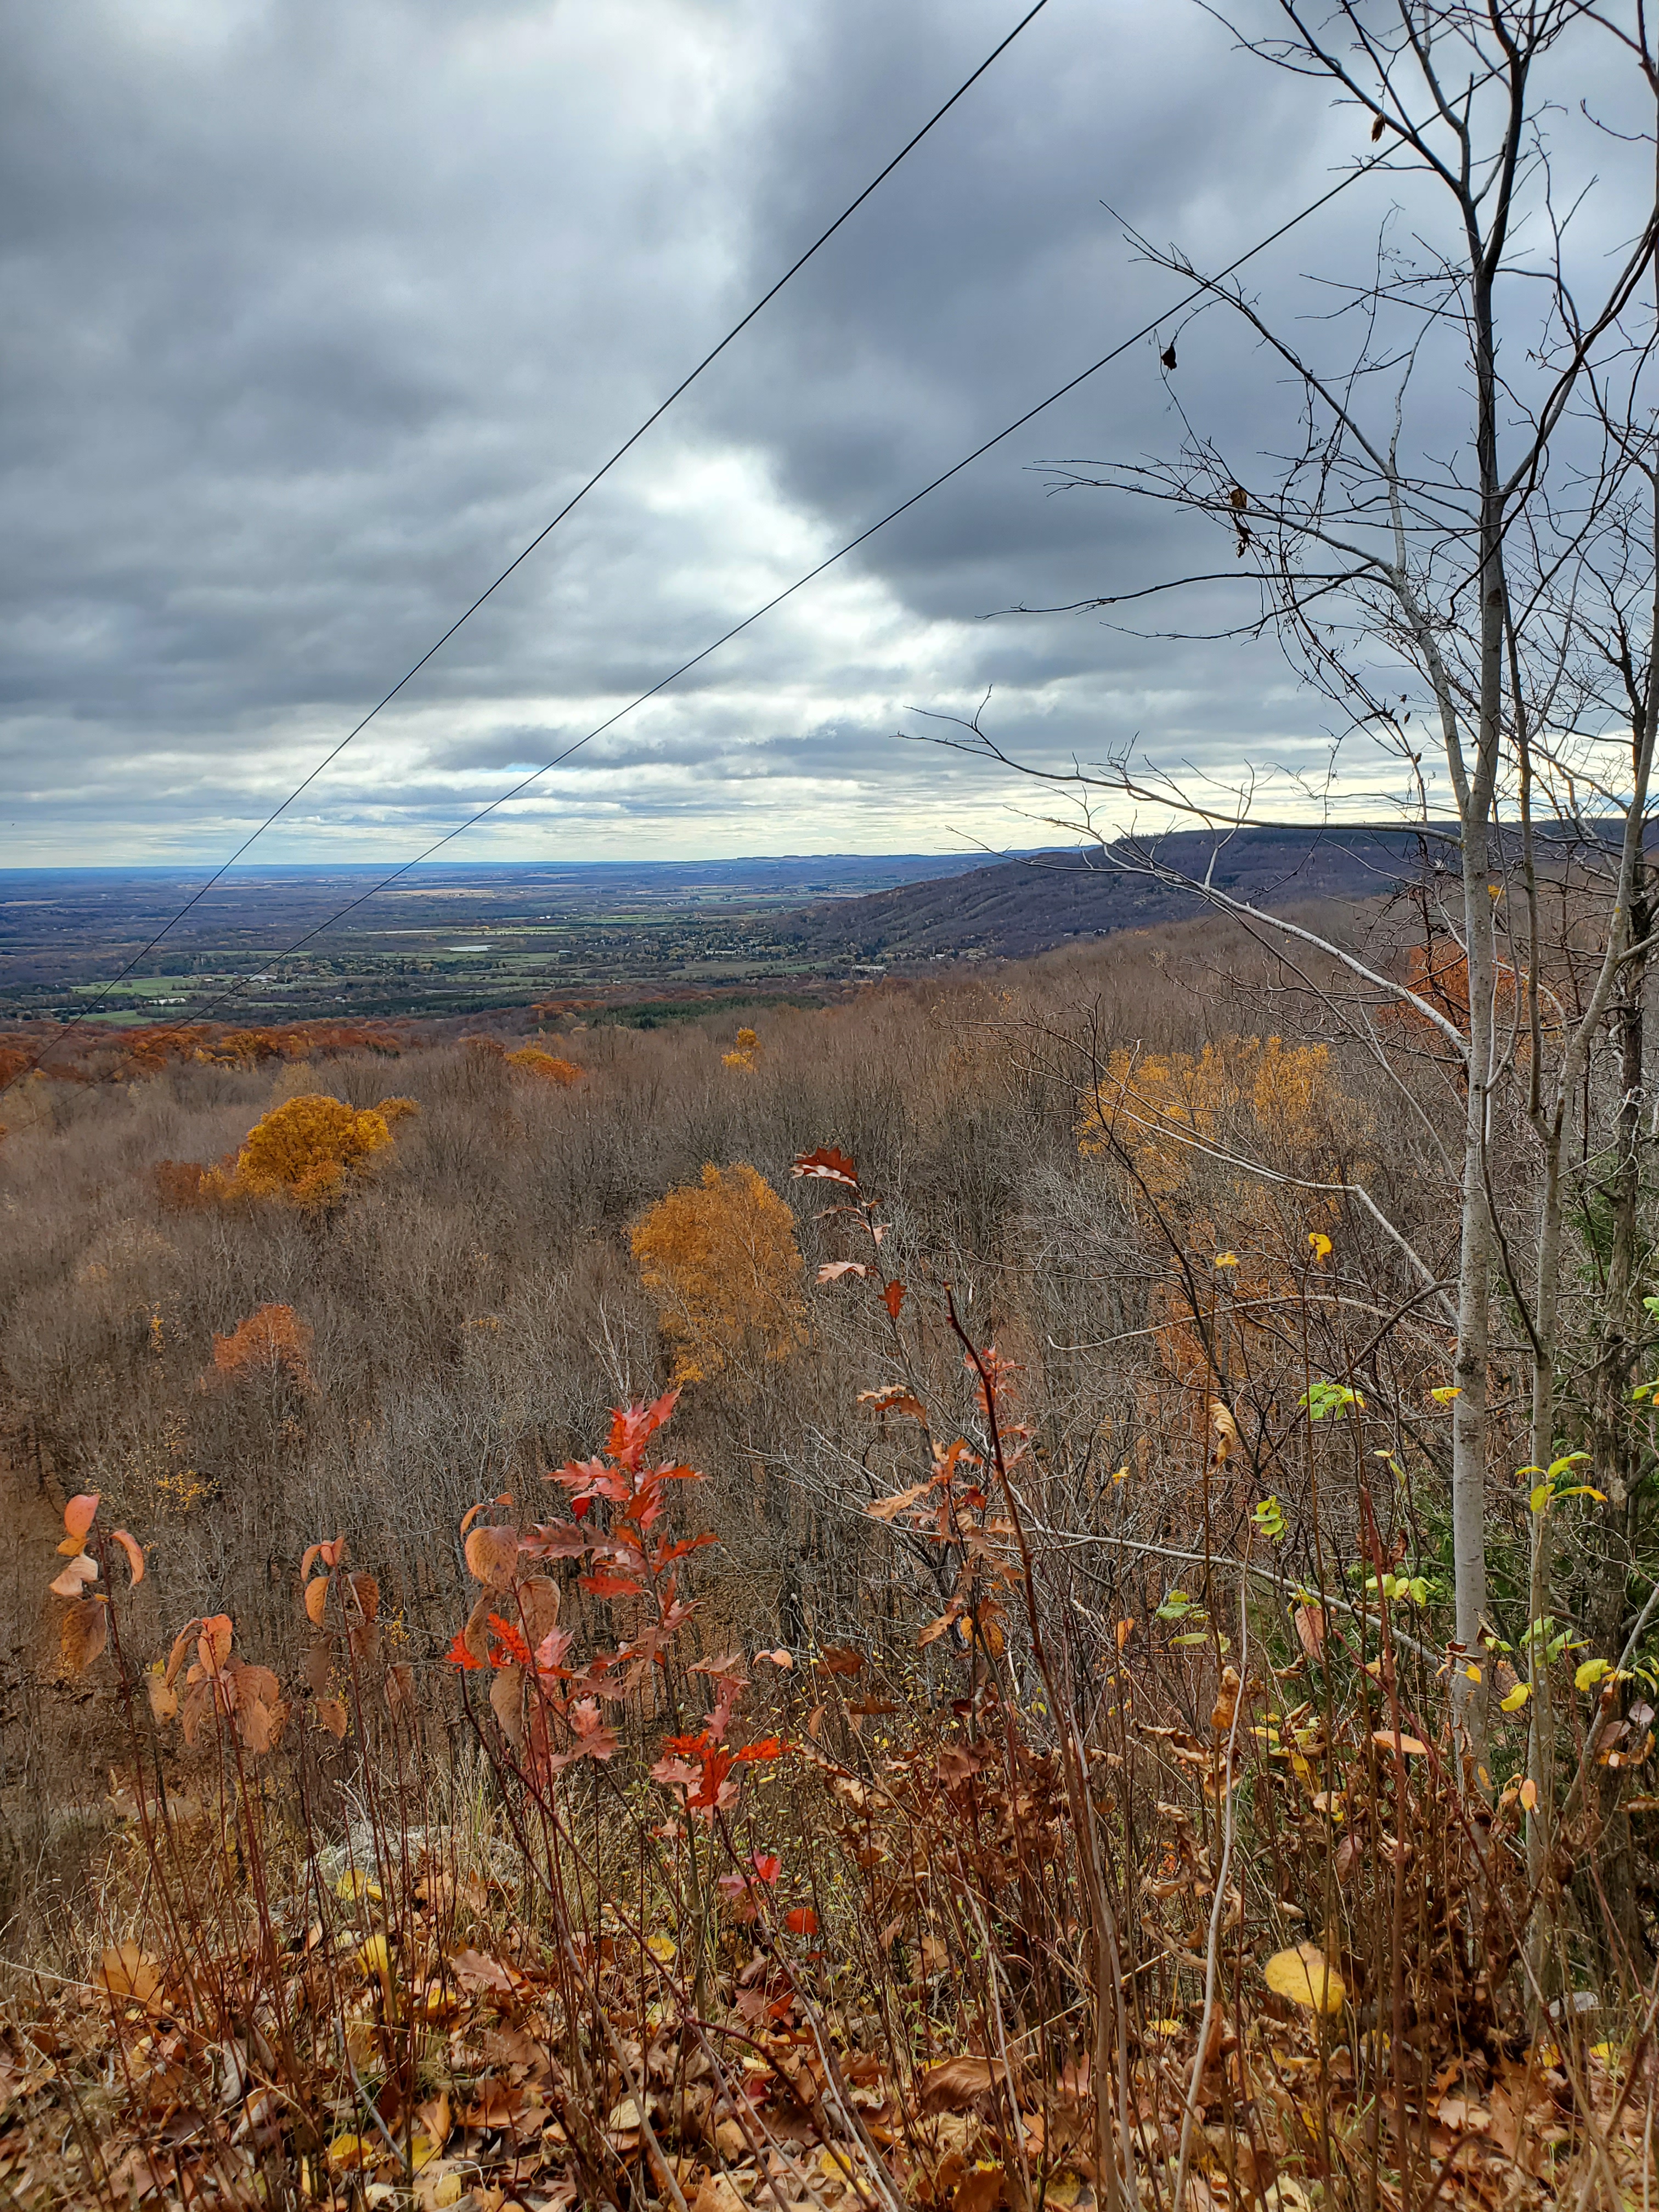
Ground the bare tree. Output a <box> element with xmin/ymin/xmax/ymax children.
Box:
<box><xmin>931</xmin><ymin>0</ymin><xmax>1659</xmax><ymax>1867</ymax></box>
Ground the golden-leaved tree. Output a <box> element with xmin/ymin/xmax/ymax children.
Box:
<box><xmin>234</xmin><ymin>1094</ymin><xmax>397</xmax><ymax>1210</ymax></box>
<box><xmin>505</xmin><ymin>1047</ymin><xmax>583</xmax><ymax>1086</ymax></box>
<box><xmin>631</xmin><ymin>1162</ymin><xmax>806</xmax><ymax>1383</ymax></box>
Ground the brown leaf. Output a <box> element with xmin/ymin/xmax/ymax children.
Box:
<box><xmin>60</xmin><ymin>1599</ymin><xmax>108</xmax><ymax>1675</ymax></box>
<box><xmin>918</xmin><ymin>2055</ymin><xmax>997</xmax><ymax>2114</ymax></box>
<box><xmin>867</xmin><ymin>1483</ymin><xmax>929</xmax><ymax>1522</ymax></box>
<box><xmin>145</xmin><ymin>1670</ymin><xmax>179</xmax><ymax>1723</ymax></box>
<box><xmin>197</xmin><ymin>1615</ymin><xmax>233</xmax><ymax>1675</ymax></box>
<box><xmin>348</xmin><ymin>1622</ymin><xmax>380</xmax><ymax>1664</ymax></box>
<box><xmin>179</xmin><ymin>1679</ymin><xmax>213</xmax><ymax>1748</ymax></box>
<box><xmin>238</xmin><ymin>1696</ymin><xmax>287</xmax><ymax>1754</ymax></box>
<box><xmin>1370</xmin><ymin>1728</ymin><xmax>1430</xmax><ymax>1757</ymax></box>
<box><xmin>1293</xmin><ymin>1603</ymin><xmax>1327</xmax><ymax>1658</ymax></box>
<box><xmin>450</xmin><ymin>1948</ymin><xmax>516</xmax><ymax>1994</ymax></box>
<box><xmin>954</xmin><ymin>2165</ymin><xmax>1005</xmax><ymax>2212</ymax></box>
<box><xmin>315</xmin><ymin>1697</ymin><xmax>348</xmax><ymax>1740</ymax></box>
<box><xmin>818</xmin><ymin>1645</ymin><xmax>865</xmax><ymax>1676</ymax></box>
<box><xmin>98</xmin><ymin>1942</ymin><xmax>163</xmax><ymax>2010</ymax></box>
<box><xmin>465</xmin><ymin>1523</ymin><xmax>520</xmax><ymax>1590</ymax></box>
<box><xmin>882</xmin><ymin>1279</ymin><xmax>906</xmax><ymax>1320</ymax></box>
<box><xmin>460</xmin><ymin>1588</ymin><xmax>496</xmax><ymax>1665</ymax></box>
<box><xmin>1210</xmin><ymin>1666</ymin><xmax>1242</xmax><ymax>1735</ymax></box>
<box><xmin>304</xmin><ymin>1639</ymin><xmax>334</xmax><ymax>1696</ymax></box>
<box><xmin>490</xmin><ymin>1663</ymin><xmax>526</xmax><ymax>1748</ymax></box>
<box><xmin>386</xmin><ymin>1661</ymin><xmax>416</xmax><ymax>1713</ymax></box>
<box><xmin>516</xmin><ymin>1576</ymin><xmax>560</xmax><ymax>1646</ymax></box>
<box><xmin>49</xmin><ymin>1554</ymin><xmax>99</xmax><ymax>1598</ymax></box>
<box><xmin>164</xmin><ymin>1621</ymin><xmax>198</xmax><ymax>1688</ymax></box>
<box><xmin>346</xmin><ymin>1572</ymin><xmax>379</xmax><ymax>1621</ymax></box>
<box><xmin>817</xmin><ymin>1261</ymin><xmax>868</xmax><ymax>1282</ymax></box>
<box><xmin>303</xmin><ymin>1574</ymin><xmax>331</xmax><ymax>1627</ymax></box>
<box><xmin>233</xmin><ymin>1661</ymin><xmax>282</xmax><ymax>1709</ymax></box>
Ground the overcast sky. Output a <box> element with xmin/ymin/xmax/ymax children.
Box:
<box><xmin>0</xmin><ymin>0</ymin><xmax>1646</xmax><ymax>866</ymax></box>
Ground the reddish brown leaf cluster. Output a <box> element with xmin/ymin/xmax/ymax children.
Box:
<box><xmin>208</xmin><ymin>1302</ymin><xmax>314</xmax><ymax>1390</ymax></box>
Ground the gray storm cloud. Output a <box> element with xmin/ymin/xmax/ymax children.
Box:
<box><xmin>1</xmin><ymin>0</ymin><xmax>1645</xmax><ymax>862</ymax></box>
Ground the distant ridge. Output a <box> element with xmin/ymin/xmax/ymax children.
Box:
<box><xmin>782</xmin><ymin>823</ymin><xmax>1449</xmax><ymax>964</ymax></box>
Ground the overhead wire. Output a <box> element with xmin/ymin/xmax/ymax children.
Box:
<box><xmin>16</xmin><ymin>0</ymin><xmax>1056</xmax><ymax>1068</ymax></box>
<box><xmin>152</xmin><ymin>156</ymin><xmax>1386</xmax><ymax>1038</ymax></box>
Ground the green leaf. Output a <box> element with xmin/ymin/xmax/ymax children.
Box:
<box><xmin>1301</xmin><ymin>1381</ymin><xmax>1364</xmax><ymax>1423</ymax></box>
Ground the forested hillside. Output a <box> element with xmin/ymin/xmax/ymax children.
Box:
<box><xmin>1</xmin><ymin>900</ymin><xmax>1653</xmax><ymax>2207</ymax></box>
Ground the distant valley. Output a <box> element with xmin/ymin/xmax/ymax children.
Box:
<box><xmin>0</xmin><ymin>826</ymin><xmax>1437</xmax><ymax>1028</ymax></box>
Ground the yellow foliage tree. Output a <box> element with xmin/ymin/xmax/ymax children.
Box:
<box><xmin>505</xmin><ymin>1047</ymin><xmax>583</xmax><ymax>1086</ymax></box>
<box><xmin>234</xmin><ymin>1094</ymin><xmax>395</xmax><ymax>1210</ymax></box>
<box><xmin>1080</xmin><ymin>1034</ymin><xmax>1333</xmax><ymax>1200</ymax></box>
<box><xmin>1080</xmin><ymin>1036</ymin><xmax>1356</xmax><ymax>1416</ymax></box>
<box><xmin>631</xmin><ymin>1163</ymin><xmax>806</xmax><ymax>1383</ymax></box>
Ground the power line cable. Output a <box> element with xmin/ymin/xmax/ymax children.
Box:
<box><xmin>20</xmin><ymin>0</ymin><xmax>1056</xmax><ymax>1066</ymax></box>
<box><xmin>148</xmin><ymin>157</ymin><xmax>1384</xmax><ymax>1041</ymax></box>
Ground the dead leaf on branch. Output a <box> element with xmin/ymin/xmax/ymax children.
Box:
<box><xmin>60</xmin><ymin>1598</ymin><xmax>108</xmax><ymax>1675</ymax></box>
<box><xmin>464</xmin><ymin>1523</ymin><xmax>521</xmax><ymax>1590</ymax></box>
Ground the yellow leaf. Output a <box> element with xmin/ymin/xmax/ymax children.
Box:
<box><xmin>337</xmin><ymin>1869</ymin><xmax>383</xmax><ymax>1903</ymax></box>
<box><xmin>1214</xmin><ymin>1252</ymin><xmax>1239</xmax><ymax>1267</ymax></box>
<box><xmin>1430</xmin><ymin>1385</ymin><xmax>1461</xmax><ymax>1403</ymax></box>
<box><xmin>817</xmin><ymin>2149</ymin><xmax>855</xmax><ymax>2184</ymax></box>
<box><xmin>1112</xmin><ymin>1463</ymin><xmax>1128</xmax><ymax>1483</ymax></box>
<box><xmin>327</xmin><ymin>2134</ymin><xmax>373</xmax><ymax>2173</ymax></box>
<box><xmin>645</xmin><ymin>1933</ymin><xmax>676</xmax><ymax>1964</ymax></box>
<box><xmin>1499</xmin><ymin>1681</ymin><xmax>1530</xmax><ymax>1713</ymax></box>
<box><xmin>432</xmin><ymin>2178</ymin><xmax>465</xmax><ymax>2211</ymax></box>
<box><xmin>1147</xmin><ymin>2018</ymin><xmax>1183</xmax><ymax>2038</ymax></box>
<box><xmin>1576</xmin><ymin>1657</ymin><xmax>1613</xmax><ymax>1694</ymax></box>
<box><xmin>408</xmin><ymin>2136</ymin><xmax>439</xmax><ymax>2174</ymax></box>
<box><xmin>1264</xmin><ymin>1943</ymin><xmax>1345</xmax><ymax>2015</ymax></box>
<box><xmin>1530</xmin><ymin>1484</ymin><xmax>1550</xmax><ymax>1515</ymax></box>
<box><xmin>357</xmin><ymin>1933</ymin><xmax>392</xmax><ymax>1980</ymax></box>
<box><xmin>1520</xmin><ymin>1776</ymin><xmax>1539</xmax><ymax>1812</ymax></box>
<box><xmin>1307</xmin><ymin>1232</ymin><xmax>1332</xmax><ymax>1260</ymax></box>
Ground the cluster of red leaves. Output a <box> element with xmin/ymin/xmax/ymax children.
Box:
<box><xmin>447</xmin><ymin>1394</ymin><xmax>785</xmax><ymax>1800</ymax></box>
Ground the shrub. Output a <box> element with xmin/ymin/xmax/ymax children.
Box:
<box><xmin>208</xmin><ymin>1303</ymin><xmax>314</xmax><ymax>1391</ymax></box>
<box><xmin>631</xmin><ymin>1161</ymin><xmax>806</xmax><ymax>1383</ymax></box>
<box><xmin>234</xmin><ymin>1093</ymin><xmax>395</xmax><ymax>1209</ymax></box>
<box><xmin>504</xmin><ymin>1047</ymin><xmax>582</xmax><ymax>1086</ymax></box>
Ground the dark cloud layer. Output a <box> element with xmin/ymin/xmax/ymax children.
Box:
<box><xmin>0</xmin><ymin>1</ymin><xmax>1646</xmax><ymax>862</ymax></box>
